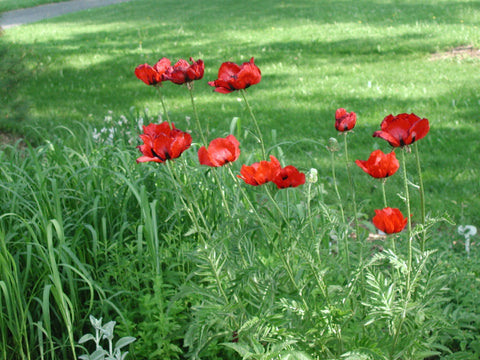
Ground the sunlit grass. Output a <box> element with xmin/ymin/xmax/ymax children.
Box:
<box><xmin>2</xmin><ymin>0</ymin><xmax>480</xmax><ymax>222</ymax></box>
<box><xmin>0</xmin><ymin>0</ymin><xmax>64</xmax><ymax>12</ymax></box>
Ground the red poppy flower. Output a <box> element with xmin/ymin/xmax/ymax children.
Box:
<box><xmin>272</xmin><ymin>165</ymin><xmax>306</xmax><ymax>189</ymax></box>
<box><xmin>335</xmin><ymin>108</ymin><xmax>357</xmax><ymax>132</ymax></box>
<box><xmin>238</xmin><ymin>155</ymin><xmax>281</xmax><ymax>186</ymax></box>
<box><xmin>372</xmin><ymin>207</ymin><xmax>408</xmax><ymax>234</ymax></box>
<box><xmin>134</xmin><ymin>57</ymin><xmax>171</xmax><ymax>86</ymax></box>
<box><xmin>355</xmin><ymin>149</ymin><xmax>399</xmax><ymax>179</ymax></box>
<box><xmin>163</xmin><ymin>57</ymin><xmax>205</xmax><ymax>85</ymax></box>
<box><xmin>373</xmin><ymin>113</ymin><xmax>430</xmax><ymax>147</ymax></box>
<box><xmin>137</xmin><ymin>122</ymin><xmax>192</xmax><ymax>163</ymax></box>
<box><xmin>198</xmin><ymin>135</ymin><xmax>240</xmax><ymax>167</ymax></box>
<box><xmin>208</xmin><ymin>57</ymin><xmax>261</xmax><ymax>93</ymax></box>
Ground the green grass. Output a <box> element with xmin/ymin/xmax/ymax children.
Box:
<box><xmin>2</xmin><ymin>0</ymin><xmax>479</xmax><ymax>223</ymax></box>
<box><xmin>1</xmin><ymin>5</ymin><xmax>478</xmax><ymax>216</ymax></box>
<box><xmin>1</xmin><ymin>2</ymin><xmax>480</xmax><ymax>358</ymax></box>
<box><xmin>0</xmin><ymin>0</ymin><xmax>65</xmax><ymax>12</ymax></box>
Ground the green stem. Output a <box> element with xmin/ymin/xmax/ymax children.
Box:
<box><xmin>414</xmin><ymin>142</ymin><xmax>426</xmax><ymax>252</ymax></box>
<box><xmin>155</xmin><ymin>87</ymin><xmax>170</xmax><ymax>123</ymax></box>
<box><xmin>216</xmin><ymin>168</ymin><xmax>232</xmax><ymax>219</ymax></box>
<box><xmin>381</xmin><ymin>179</ymin><xmax>388</xmax><ymax>208</ymax></box>
<box><xmin>343</xmin><ymin>133</ymin><xmax>360</xmax><ymax>239</ymax></box>
<box><xmin>240</xmin><ymin>89</ymin><xmax>266</xmax><ymax>159</ymax></box>
<box><xmin>187</xmin><ymin>84</ymin><xmax>232</xmax><ymax>218</ymax></box>
<box><xmin>187</xmin><ymin>83</ymin><xmax>207</xmax><ymax>146</ymax></box>
<box><xmin>400</xmin><ymin>148</ymin><xmax>412</xmax><ymax>288</ymax></box>
<box><xmin>227</xmin><ymin>167</ymin><xmax>299</xmax><ymax>291</ymax></box>
<box><xmin>390</xmin><ymin>148</ymin><xmax>414</xmax><ymax>358</ymax></box>
<box><xmin>265</xmin><ymin>185</ymin><xmax>293</xmax><ymax>240</ymax></box>
<box><xmin>331</xmin><ymin>149</ymin><xmax>349</xmax><ymax>270</ymax></box>
<box><xmin>166</xmin><ymin>161</ymin><xmax>232</xmax><ymax>307</ymax></box>
<box><xmin>331</xmin><ymin>151</ymin><xmax>346</xmax><ymax>224</ymax></box>
<box><xmin>343</xmin><ymin>133</ymin><xmax>360</xmax><ymax>282</ymax></box>
<box><xmin>166</xmin><ymin>161</ymin><xmax>207</xmax><ymax>238</ymax></box>
<box><xmin>306</xmin><ymin>181</ymin><xmax>316</xmax><ymax>239</ymax></box>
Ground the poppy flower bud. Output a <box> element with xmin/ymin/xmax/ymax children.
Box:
<box><xmin>306</xmin><ymin>168</ymin><xmax>318</xmax><ymax>184</ymax></box>
<box><xmin>327</xmin><ymin>137</ymin><xmax>340</xmax><ymax>152</ymax></box>
<box><xmin>335</xmin><ymin>108</ymin><xmax>357</xmax><ymax>132</ymax></box>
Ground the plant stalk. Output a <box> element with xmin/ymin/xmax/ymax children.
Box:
<box><xmin>414</xmin><ymin>142</ymin><xmax>426</xmax><ymax>252</ymax></box>
<box><xmin>155</xmin><ymin>86</ymin><xmax>170</xmax><ymax>123</ymax></box>
<box><xmin>240</xmin><ymin>89</ymin><xmax>266</xmax><ymax>159</ymax></box>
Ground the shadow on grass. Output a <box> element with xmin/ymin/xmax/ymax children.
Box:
<box><xmin>2</xmin><ymin>0</ymin><xmax>479</xmax><ymax>221</ymax></box>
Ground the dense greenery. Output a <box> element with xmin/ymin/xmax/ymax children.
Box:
<box><xmin>1</xmin><ymin>0</ymin><xmax>479</xmax><ymax>359</ymax></box>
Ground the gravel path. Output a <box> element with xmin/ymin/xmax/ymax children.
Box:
<box><xmin>0</xmin><ymin>0</ymin><xmax>136</xmax><ymax>29</ymax></box>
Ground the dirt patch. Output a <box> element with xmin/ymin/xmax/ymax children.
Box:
<box><xmin>430</xmin><ymin>45</ymin><xmax>480</xmax><ymax>60</ymax></box>
<box><xmin>0</xmin><ymin>131</ymin><xmax>24</xmax><ymax>147</ymax></box>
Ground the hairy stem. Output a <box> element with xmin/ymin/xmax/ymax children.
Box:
<box><xmin>414</xmin><ymin>142</ymin><xmax>426</xmax><ymax>252</ymax></box>
<box><xmin>187</xmin><ymin>83</ymin><xmax>207</xmax><ymax>146</ymax></box>
<box><xmin>155</xmin><ymin>87</ymin><xmax>170</xmax><ymax>123</ymax></box>
<box><xmin>241</xmin><ymin>89</ymin><xmax>266</xmax><ymax>159</ymax></box>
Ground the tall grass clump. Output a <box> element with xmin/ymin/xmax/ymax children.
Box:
<box><xmin>0</xmin><ymin>121</ymin><xmax>186</xmax><ymax>359</ymax></box>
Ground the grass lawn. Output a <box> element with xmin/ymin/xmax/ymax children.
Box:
<box><xmin>0</xmin><ymin>0</ymin><xmax>65</xmax><ymax>12</ymax></box>
<box><xmin>2</xmin><ymin>0</ymin><xmax>480</xmax><ymax>222</ymax></box>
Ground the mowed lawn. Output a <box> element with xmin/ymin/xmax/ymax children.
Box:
<box><xmin>0</xmin><ymin>0</ymin><xmax>65</xmax><ymax>12</ymax></box>
<box><xmin>2</xmin><ymin>0</ymin><xmax>480</xmax><ymax>224</ymax></box>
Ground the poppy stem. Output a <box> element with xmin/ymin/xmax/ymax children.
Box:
<box><xmin>381</xmin><ymin>179</ymin><xmax>388</xmax><ymax>208</ymax></box>
<box><xmin>265</xmin><ymin>185</ymin><xmax>293</xmax><ymax>240</ymax></box>
<box><xmin>343</xmin><ymin>133</ymin><xmax>360</xmax><ymax>247</ymax></box>
<box><xmin>187</xmin><ymin>83</ymin><xmax>207</xmax><ymax>146</ymax></box>
<box><xmin>166</xmin><ymin>160</ymin><xmax>209</xmax><ymax>235</ymax></box>
<box><xmin>306</xmin><ymin>180</ymin><xmax>316</xmax><ymax>239</ymax></box>
<box><xmin>240</xmin><ymin>89</ymin><xmax>266</xmax><ymax>159</ymax></box>
<box><xmin>167</xmin><ymin>161</ymin><xmax>232</xmax><ymax>308</ymax></box>
<box><xmin>187</xmin><ymin>84</ymin><xmax>232</xmax><ymax>218</ymax></box>
<box><xmin>330</xmin><ymin>151</ymin><xmax>346</xmax><ymax>224</ymax></box>
<box><xmin>217</xmin><ymin>168</ymin><xmax>232</xmax><ymax>219</ymax></box>
<box><xmin>155</xmin><ymin>87</ymin><xmax>170</xmax><ymax>123</ymax></box>
<box><xmin>400</xmin><ymin>148</ymin><xmax>412</xmax><ymax>289</ymax></box>
<box><xmin>227</xmin><ymin>167</ymin><xmax>299</xmax><ymax>291</ymax></box>
<box><xmin>414</xmin><ymin>142</ymin><xmax>426</xmax><ymax>252</ymax></box>
<box><xmin>390</xmin><ymin>149</ymin><xmax>417</xmax><ymax>358</ymax></box>
<box><xmin>330</xmin><ymin>149</ymin><xmax>349</xmax><ymax>270</ymax></box>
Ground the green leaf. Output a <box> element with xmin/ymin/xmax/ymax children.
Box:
<box><xmin>114</xmin><ymin>336</ymin><xmax>136</xmax><ymax>351</ymax></box>
<box><xmin>78</xmin><ymin>333</ymin><xmax>95</xmax><ymax>344</ymax></box>
<box><xmin>222</xmin><ymin>342</ymin><xmax>255</xmax><ymax>359</ymax></box>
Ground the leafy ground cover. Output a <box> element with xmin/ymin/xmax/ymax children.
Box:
<box><xmin>1</xmin><ymin>0</ymin><xmax>480</xmax><ymax>359</ymax></box>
